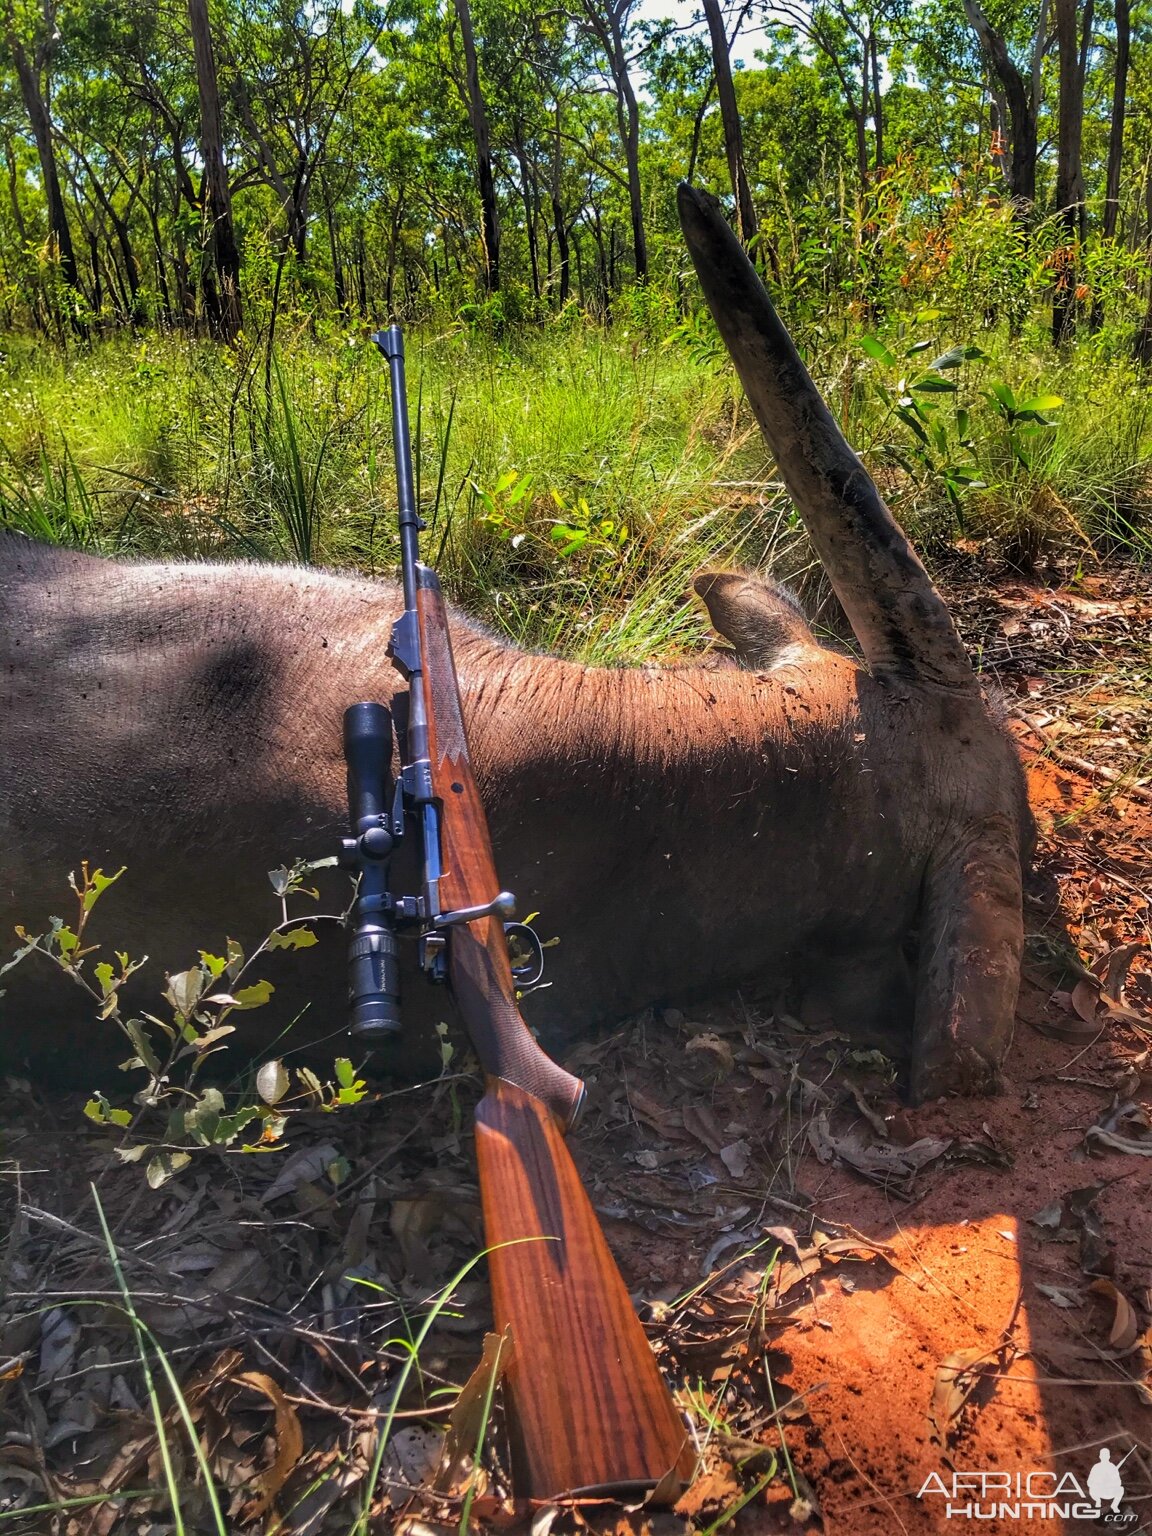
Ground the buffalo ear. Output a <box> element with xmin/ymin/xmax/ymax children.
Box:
<box><xmin>693</xmin><ymin>570</ymin><xmax>819</xmax><ymax>669</ymax></box>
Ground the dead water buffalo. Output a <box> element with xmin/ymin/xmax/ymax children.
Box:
<box><xmin>0</xmin><ymin>188</ymin><xmax>1031</xmax><ymax>1101</ymax></box>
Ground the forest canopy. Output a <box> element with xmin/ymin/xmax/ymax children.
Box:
<box><xmin>3</xmin><ymin>0</ymin><xmax>1151</xmax><ymax>624</ymax></box>
<box><xmin>1</xmin><ymin>0</ymin><xmax>1149</xmax><ymax>350</ymax></box>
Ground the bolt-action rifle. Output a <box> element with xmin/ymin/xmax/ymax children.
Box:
<box><xmin>338</xmin><ymin>323</ymin><xmax>694</xmax><ymax>1502</ymax></box>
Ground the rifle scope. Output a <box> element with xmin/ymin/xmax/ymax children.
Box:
<box><xmin>342</xmin><ymin>700</ymin><xmax>402</xmax><ymax>1038</ymax></box>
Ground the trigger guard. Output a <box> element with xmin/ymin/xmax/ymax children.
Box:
<box><xmin>504</xmin><ymin>921</ymin><xmax>545</xmax><ymax>987</ymax></box>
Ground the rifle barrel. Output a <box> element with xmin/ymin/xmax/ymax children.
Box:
<box><xmin>374</xmin><ymin>324</ymin><xmax>421</xmax><ymax>612</ymax></box>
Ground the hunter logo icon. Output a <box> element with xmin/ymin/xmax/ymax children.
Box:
<box><xmin>1088</xmin><ymin>1447</ymin><xmax>1130</xmax><ymax>1516</ymax></box>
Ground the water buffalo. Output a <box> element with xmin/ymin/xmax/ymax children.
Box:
<box><xmin>0</xmin><ymin>187</ymin><xmax>1031</xmax><ymax>1101</ymax></box>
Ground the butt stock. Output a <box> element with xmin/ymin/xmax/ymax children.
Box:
<box><xmin>477</xmin><ymin>1079</ymin><xmax>695</xmax><ymax>1500</ymax></box>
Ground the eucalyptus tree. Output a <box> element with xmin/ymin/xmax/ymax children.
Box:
<box><xmin>450</xmin><ymin>0</ymin><xmax>500</xmax><ymax>289</ymax></box>
<box><xmin>758</xmin><ymin>0</ymin><xmax>904</xmax><ymax>195</ymax></box>
<box><xmin>1052</xmin><ymin>0</ymin><xmax>1084</xmax><ymax>339</ymax></box>
<box><xmin>571</xmin><ymin>0</ymin><xmax>648</xmax><ymax>278</ymax></box>
<box><xmin>225</xmin><ymin>0</ymin><xmax>385</xmax><ymax>278</ymax></box>
<box><xmin>642</xmin><ymin>22</ymin><xmax>714</xmax><ymax>185</ymax></box>
<box><xmin>187</xmin><ymin>0</ymin><xmax>241</xmax><ymax>336</ymax></box>
<box><xmin>1102</xmin><ymin>0</ymin><xmax>1128</xmax><ymax>241</ymax></box>
<box><xmin>2</xmin><ymin>0</ymin><xmax>83</xmax><ymax>317</ymax></box>
<box><xmin>959</xmin><ymin>0</ymin><xmax>1046</xmax><ymax>211</ymax></box>
<box><xmin>51</xmin><ymin>4</ymin><xmax>160</xmax><ymax>324</ymax></box>
<box><xmin>459</xmin><ymin>0</ymin><xmax>573</xmax><ymax>302</ymax></box>
<box><xmin>701</xmin><ymin>0</ymin><xmax>756</xmax><ymax>244</ymax></box>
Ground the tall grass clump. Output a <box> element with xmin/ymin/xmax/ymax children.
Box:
<box><xmin>1</xmin><ymin>312</ymin><xmax>1150</xmax><ymax>669</ymax></box>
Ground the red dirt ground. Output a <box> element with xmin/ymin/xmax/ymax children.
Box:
<box><xmin>573</xmin><ymin>745</ymin><xmax>1152</xmax><ymax>1536</ymax></box>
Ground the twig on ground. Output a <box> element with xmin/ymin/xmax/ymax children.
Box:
<box><xmin>1015</xmin><ymin>711</ymin><xmax>1152</xmax><ymax>805</ymax></box>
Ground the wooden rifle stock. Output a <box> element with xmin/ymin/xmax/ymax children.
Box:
<box><xmin>413</xmin><ymin>569</ymin><xmax>694</xmax><ymax>1501</ymax></box>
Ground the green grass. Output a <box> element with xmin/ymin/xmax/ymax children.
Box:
<box><xmin>1</xmin><ymin>315</ymin><xmax>1150</xmax><ymax>665</ymax></box>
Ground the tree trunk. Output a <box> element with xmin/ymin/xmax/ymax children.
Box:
<box><xmin>356</xmin><ymin>222</ymin><xmax>369</xmax><ymax>315</ymax></box>
<box><xmin>283</xmin><ymin>145</ymin><xmax>320</xmax><ymax>269</ymax></box>
<box><xmin>1103</xmin><ymin>0</ymin><xmax>1129</xmax><ymax>241</ymax></box>
<box><xmin>3</xmin><ymin>134</ymin><xmax>28</xmax><ymax>244</ymax></box>
<box><xmin>69</xmin><ymin>146</ymin><xmax>144</xmax><ymax>320</ymax></box>
<box><xmin>6</xmin><ymin>31</ymin><xmax>82</xmax><ymax>307</ymax></box>
<box><xmin>553</xmin><ymin>199</ymin><xmax>570</xmax><ymax>304</ymax></box>
<box><xmin>453</xmin><ymin>0</ymin><xmax>500</xmax><ymax>292</ymax></box>
<box><xmin>613</xmin><ymin>23</ymin><xmax>646</xmax><ymax>279</ymax></box>
<box><xmin>86</xmin><ymin>229</ymin><xmax>103</xmax><ymax>318</ymax></box>
<box><xmin>581</xmin><ymin>1</ymin><xmax>647</xmax><ymax>280</ymax></box>
<box><xmin>962</xmin><ymin>0</ymin><xmax>1037</xmax><ymax>211</ymax></box>
<box><xmin>145</xmin><ymin>180</ymin><xmax>174</xmax><ymax>322</ymax></box>
<box><xmin>988</xmin><ymin>91</ymin><xmax>1011</xmax><ymax>183</ymax></box>
<box><xmin>870</xmin><ymin>31</ymin><xmax>884</xmax><ymax>169</ymax></box>
<box><xmin>573</xmin><ymin>229</ymin><xmax>585</xmax><ymax>306</ymax></box>
<box><xmin>1052</xmin><ymin>0</ymin><xmax>1085</xmax><ymax>345</ymax></box>
<box><xmin>385</xmin><ymin>195</ymin><xmax>404</xmax><ymax>310</ymax></box>
<box><xmin>513</xmin><ymin>129</ymin><xmax>540</xmax><ymax>299</ymax></box>
<box><xmin>852</xmin><ymin>101</ymin><xmax>869</xmax><ymax>197</ymax></box>
<box><xmin>701</xmin><ymin>0</ymin><xmax>756</xmax><ymax>246</ymax></box>
<box><xmin>289</xmin><ymin>158</ymin><xmax>310</xmax><ymax>265</ymax></box>
<box><xmin>1134</xmin><ymin>153</ymin><xmax>1152</xmax><ymax>362</ymax></box>
<box><xmin>322</xmin><ymin>175</ymin><xmax>346</xmax><ymax>311</ymax></box>
<box><xmin>186</xmin><ymin>0</ymin><xmax>242</xmax><ymax>339</ymax></box>
<box><xmin>551</xmin><ymin>105</ymin><xmax>570</xmax><ymax>305</ymax></box>
<box><xmin>1077</xmin><ymin>0</ymin><xmax>1095</xmax><ymax>98</ymax></box>
<box><xmin>1088</xmin><ymin>0</ymin><xmax>1127</xmax><ymax>331</ymax></box>
<box><xmin>687</xmin><ymin>79</ymin><xmax>714</xmax><ymax>184</ymax></box>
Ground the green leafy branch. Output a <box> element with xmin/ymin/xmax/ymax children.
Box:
<box><xmin>859</xmin><ymin>332</ymin><xmax>1064</xmax><ymax>523</ymax></box>
<box><xmin>4</xmin><ymin>859</ymin><xmax>372</xmax><ymax>1188</ymax></box>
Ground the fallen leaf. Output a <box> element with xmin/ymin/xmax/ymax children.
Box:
<box><xmin>436</xmin><ymin>1328</ymin><xmax>511</xmax><ymax>1493</ymax></box>
<box><xmin>719</xmin><ymin>1140</ymin><xmax>751</xmax><ymax>1179</ymax></box>
<box><xmin>682</xmin><ymin>1104</ymin><xmax>727</xmax><ymax>1155</ymax></box>
<box><xmin>36</xmin><ymin>1309</ymin><xmax>79</xmax><ymax>1388</ymax></box>
<box><xmin>381</xmin><ymin>1426</ymin><xmax>445</xmax><ymax>1494</ymax></box>
<box><xmin>927</xmin><ymin>1346</ymin><xmax>991</xmax><ymax>1448</ymax></box>
<box><xmin>808</xmin><ymin>1112</ymin><xmax>950</xmax><ymax>1192</ymax></box>
<box><xmin>1030</xmin><ymin>1202</ymin><xmax>1063</xmax><ymax>1231</ymax></box>
<box><xmin>928</xmin><ymin>1333</ymin><xmax>1017</xmax><ymax>1454</ymax></box>
<box><xmin>262</xmin><ymin>1143</ymin><xmax>340</xmax><ymax>1202</ymax></box>
<box><xmin>1071</xmin><ymin>978</ymin><xmax>1103</xmax><ymax>1026</ymax></box>
<box><xmin>1088</xmin><ymin>1279</ymin><xmax>1141</xmax><ymax>1349</ymax></box>
<box><xmin>701</xmin><ymin>1230</ymin><xmax>759</xmax><ymax>1276</ymax></box>
<box><xmin>627</xmin><ymin>1087</ymin><xmax>682</xmax><ymax>1137</ymax></box>
<box><xmin>1035</xmin><ymin>1284</ymin><xmax>1080</xmax><ymax>1309</ymax></box>
<box><xmin>1085</xmin><ymin>1100</ymin><xmax>1152</xmax><ymax>1158</ymax></box>
<box><xmin>390</xmin><ymin>1195</ymin><xmax>449</xmax><ymax>1279</ymax></box>
<box><xmin>233</xmin><ymin>1370</ymin><xmax>304</xmax><ymax>1520</ymax></box>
